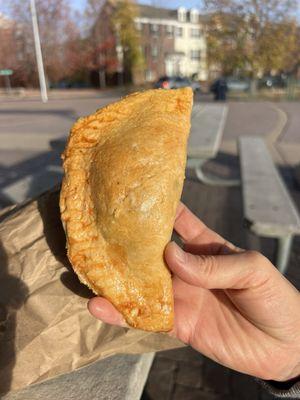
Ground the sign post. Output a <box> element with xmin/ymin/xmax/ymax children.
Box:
<box><xmin>0</xmin><ymin>69</ymin><xmax>13</xmax><ymax>94</ymax></box>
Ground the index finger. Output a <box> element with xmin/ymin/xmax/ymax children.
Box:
<box><xmin>175</xmin><ymin>202</ymin><xmax>237</xmax><ymax>253</ymax></box>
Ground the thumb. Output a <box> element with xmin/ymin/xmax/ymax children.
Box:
<box><xmin>165</xmin><ymin>242</ymin><xmax>272</xmax><ymax>290</ymax></box>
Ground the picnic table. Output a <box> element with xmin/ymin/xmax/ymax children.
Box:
<box><xmin>187</xmin><ymin>103</ymin><xmax>240</xmax><ymax>186</ymax></box>
<box><xmin>187</xmin><ymin>103</ymin><xmax>300</xmax><ymax>274</ymax></box>
<box><xmin>239</xmin><ymin>137</ymin><xmax>300</xmax><ymax>273</ymax></box>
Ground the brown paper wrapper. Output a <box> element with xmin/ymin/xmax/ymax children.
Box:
<box><xmin>0</xmin><ymin>188</ymin><xmax>182</xmax><ymax>395</ymax></box>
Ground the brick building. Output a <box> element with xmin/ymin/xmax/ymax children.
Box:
<box><xmin>95</xmin><ymin>1</ymin><xmax>208</xmax><ymax>85</ymax></box>
<box><xmin>136</xmin><ymin>5</ymin><xmax>207</xmax><ymax>82</ymax></box>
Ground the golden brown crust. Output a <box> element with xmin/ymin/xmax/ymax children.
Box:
<box><xmin>60</xmin><ymin>88</ymin><xmax>193</xmax><ymax>332</ymax></box>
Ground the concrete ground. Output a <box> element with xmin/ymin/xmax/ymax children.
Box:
<box><xmin>0</xmin><ymin>91</ymin><xmax>300</xmax><ymax>399</ymax></box>
<box><xmin>0</xmin><ymin>93</ymin><xmax>117</xmax><ymax>206</ymax></box>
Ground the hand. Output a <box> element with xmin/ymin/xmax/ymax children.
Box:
<box><xmin>88</xmin><ymin>203</ymin><xmax>300</xmax><ymax>382</ymax></box>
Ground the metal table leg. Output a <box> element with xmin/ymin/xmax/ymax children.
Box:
<box><xmin>189</xmin><ymin>159</ymin><xmax>240</xmax><ymax>187</ymax></box>
<box><xmin>276</xmin><ymin>235</ymin><xmax>293</xmax><ymax>274</ymax></box>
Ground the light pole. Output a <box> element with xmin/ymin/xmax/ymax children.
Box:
<box><xmin>30</xmin><ymin>0</ymin><xmax>48</xmax><ymax>102</ymax></box>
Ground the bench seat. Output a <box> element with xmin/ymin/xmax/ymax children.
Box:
<box><xmin>188</xmin><ymin>104</ymin><xmax>228</xmax><ymax>160</ymax></box>
<box><xmin>239</xmin><ymin>137</ymin><xmax>300</xmax><ymax>273</ymax></box>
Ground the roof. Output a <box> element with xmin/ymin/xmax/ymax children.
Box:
<box><xmin>137</xmin><ymin>4</ymin><xmax>177</xmax><ymax>20</ymax></box>
<box><xmin>137</xmin><ymin>4</ymin><xmax>206</xmax><ymax>23</ymax></box>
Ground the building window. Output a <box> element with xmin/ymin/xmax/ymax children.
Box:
<box><xmin>190</xmin><ymin>28</ymin><xmax>201</xmax><ymax>38</ymax></box>
<box><xmin>190</xmin><ymin>9</ymin><xmax>199</xmax><ymax>23</ymax></box>
<box><xmin>175</xmin><ymin>27</ymin><xmax>183</xmax><ymax>37</ymax></box>
<box><xmin>150</xmin><ymin>23</ymin><xmax>159</xmax><ymax>34</ymax></box>
<box><xmin>135</xmin><ymin>20</ymin><xmax>142</xmax><ymax>31</ymax></box>
<box><xmin>152</xmin><ymin>45</ymin><xmax>159</xmax><ymax>58</ymax></box>
<box><xmin>190</xmin><ymin>50</ymin><xmax>201</xmax><ymax>60</ymax></box>
<box><xmin>177</xmin><ymin>7</ymin><xmax>186</xmax><ymax>22</ymax></box>
<box><xmin>166</xmin><ymin>25</ymin><xmax>173</xmax><ymax>38</ymax></box>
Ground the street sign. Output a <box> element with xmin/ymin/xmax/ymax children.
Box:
<box><xmin>0</xmin><ymin>69</ymin><xmax>13</xmax><ymax>76</ymax></box>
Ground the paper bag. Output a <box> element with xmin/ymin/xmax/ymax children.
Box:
<box><xmin>0</xmin><ymin>188</ymin><xmax>182</xmax><ymax>395</ymax></box>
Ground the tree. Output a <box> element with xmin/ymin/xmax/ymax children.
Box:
<box><xmin>84</xmin><ymin>0</ymin><xmax>105</xmax><ymax>28</ymax></box>
<box><xmin>86</xmin><ymin>0</ymin><xmax>144</xmax><ymax>86</ymax></box>
<box><xmin>35</xmin><ymin>0</ymin><xmax>82</xmax><ymax>83</ymax></box>
<box><xmin>112</xmin><ymin>0</ymin><xmax>144</xmax><ymax>81</ymax></box>
<box><xmin>6</xmin><ymin>0</ymin><xmax>84</xmax><ymax>87</ymax></box>
<box><xmin>205</xmin><ymin>13</ymin><xmax>250</xmax><ymax>76</ymax></box>
<box><xmin>0</xmin><ymin>18</ymin><xmax>18</xmax><ymax>73</ymax></box>
<box><xmin>83</xmin><ymin>0</ymin><xmax>117</xmax><ymax>85</ymax></box>
<box><xmin>204</xmin><ymin>0</ymin><xmax>298</xmax><ymax>79</ymax></box>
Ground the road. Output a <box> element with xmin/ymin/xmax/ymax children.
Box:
<box><xmin>1</xmin><ymin>92</ymin><xmax>299</xmax><ymax>207</ymax></box>
<box><xmin>0</xmin><ymin>94</ymin><xmax>118</xmax><ymax>206</ymax></box>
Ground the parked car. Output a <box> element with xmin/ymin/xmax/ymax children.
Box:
<box><xmin>226</xmin><ymin>77</ymin><xmax>250</xmax><ymax>92</ymax></box>
<box><xmin>258</xmin><ymin>75</ymin><xmax>288</xmax><ymax>89</ymax></box>
<box><xmin>154</xmin><ymin>76</ymin><xmax>201</xmax><ymax>92</ymax></box>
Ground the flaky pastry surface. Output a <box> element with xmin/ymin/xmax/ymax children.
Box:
<box><xmin>60</xmin><ymin>88</ymin><xmax>193</xmax><ymax>331</ymax></box>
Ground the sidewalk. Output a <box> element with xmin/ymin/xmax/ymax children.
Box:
<box><xmin>0</xmin><ymin>86</ymin><xmax>144</xmax><ymax>102</ymax></box>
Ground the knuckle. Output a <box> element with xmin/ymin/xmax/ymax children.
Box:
<box><xmin>243</xmin><ymin>250</ymin><xmax>273</xmax><ymax>283</ymax></box>
<box><xmin>246</xmin><ymin>250</ymin><xmax>263</xmax><ymax>265</ymax></box>
<box><xmin>246</xmin><ymin>250</ymin><xmax>269</xmax><ymax>272</ymax></box>
<box><xmin>246</xmin><ymin>249</ymin><xmax>273</xmax><ymax>267</ymax></box>
<box><xmin>198</xmin><ymin>255</ymin><xmax>218</xmax><ymax>285</ymax></box>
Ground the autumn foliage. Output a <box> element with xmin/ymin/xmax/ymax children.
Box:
<box><xmin>204</xmin><ymin>0</ymin><xmax>299</xmax><ymax>78</ymax></box>
<box><xmin>0</xmin><ymin>0</ymin><xmax>144</xmax><ymax>87</ymax></box>
<box><xmin>0</xmin><ymin>0</ymin><xmax>90</xmax><ymax>87</ymax></box>
<box><xmin>0</xmin><ymin>0</ymin><xmax>299</xmax><ymax>87</ymax></box>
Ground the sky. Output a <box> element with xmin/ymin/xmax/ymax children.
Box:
<box><xmin>89</xmin><ymin>0</ymin><xmax>300</xmax><ymax>15</ymax></box>
<box><xmin>1</xmin><ymin>0</ymin><xmax>298</xmax><ymax>18</ymax></box>
<box><xmin>0</xmin><ymin>0</ymin><xmax>204</xmax><ymax>18</ymax></box>
<box><xmin>66</xmin><ymin>1</ymin><xmax>300</xmax><ymax>23</ymax></box>
<box><xmin>72</xmin><ymin>0</ymin><xmax>203</xmax><ymax>11</ymax></box>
